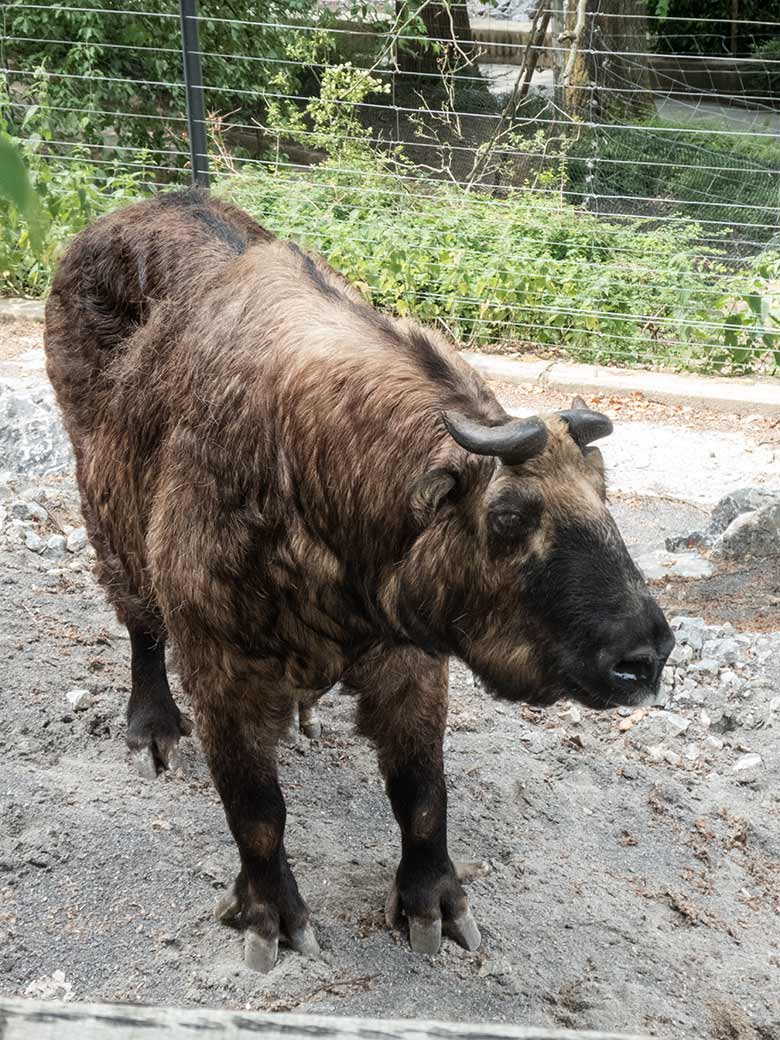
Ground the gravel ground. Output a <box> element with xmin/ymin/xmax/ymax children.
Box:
<box><xmin>1</xmin><ymin>326</ymin><xmax>779</xmax><ymax>1038</ymax></box>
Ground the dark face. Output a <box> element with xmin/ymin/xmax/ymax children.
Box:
<box><xmin>437</xmin><ymin>407</ymin><xmax>674</xmax><ymax>710</ymax></box>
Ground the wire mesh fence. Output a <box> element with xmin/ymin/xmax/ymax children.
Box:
<box><xmin>1</xmin><ymin>0</ymin><xmax>779</xmax><ymax>375</ymax></box>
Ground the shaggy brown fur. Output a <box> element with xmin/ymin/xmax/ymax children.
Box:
<box><xmin>44</xmin><ymin>189</ymin><xmax>672</xmax><ymax>970</ymax></box>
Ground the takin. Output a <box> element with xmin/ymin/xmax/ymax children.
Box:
<box><xmin>44</xmin><ymin>190</ymin><xmax>674</xmax><ymax>972</ymax></box>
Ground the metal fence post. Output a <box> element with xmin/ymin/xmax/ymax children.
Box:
<box><xmin>179</xmin><ymin>0</ymin><xmax>209</xmax><ymax>187</ymax></box>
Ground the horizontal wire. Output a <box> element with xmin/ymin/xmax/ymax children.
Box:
<box><xmin>539</xmin><ymin>7</ymin><xmax>780</xmax><ymax>26</ymax></box>
<box><xmin>9</xmin><ymin>34</ymin><xmax>780</xmax><ymax>107</ymax></box>
<box><xmin>6</xmin><ymin>98</ymin><xmax>777</xmax><ymax>181</ymax></box>
<box><xmin>201</xmin><ymin>152</ymin><xmax>780</xmax><ymax>220</ymax></box>
<box><xmin>33</xmin><ymin>150</ymin><xmax>182</xmax><ymax>174</ymax></box>
<box><xmin>29</xmin><ymin>132</ymin><xmax>780</xmax><ymax>218</ymax></box>
<box><xmin>7</xmin><ymin>2</ymin><xmax>779</xmax><ymax>32</ymax></box>
<box><xmin>186</xmin><ymin>166</ymin><xmax>780</xmax><ymax>249</ymax></box>
<box><xmin>5</xmin><ymin>63</ymin><xmax>780</xmax><ymax>143</ymax></box>
<box><xmin>0</xmin><ymin>33</ymin><xmax>180</xmax><ymax>57</ymax></box>
<box><xmin>210</xmin><ymin>205</ymin><xmax>776</xmax><ymax>300</ymax></box>
<box><xmin>44</xmin><ymin>136</ymin><xmax>190</xmax><ymax>159</ymax></box>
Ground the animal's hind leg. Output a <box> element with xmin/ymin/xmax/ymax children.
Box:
<box><xmin>86</xmin><ymin>510</ymin><xmax>191</xmax><ymax>778</ymax></box>
<box><xmin>126</xmin><ymin>625</ymin><xmax>192</xmax><ymax>778</ymax></box>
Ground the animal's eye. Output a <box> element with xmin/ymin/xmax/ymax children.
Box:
<box><xmin>487</xmin><ymin>502</ymin><xmax>541</xmax><ymax>552</ymax></box>
<box><xmin>491</xmin><ymin>510</ymin><xmax>524</xmax><ymax>536</ymax></box>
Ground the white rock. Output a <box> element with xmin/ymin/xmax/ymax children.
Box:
<box><xmin>43</xmin><ymin>533</ymin><xmax>67</xmax><ymax>558</ymax></box>
<box><xmin>558</xmin><ymin>704</ymin><xmax>582</xmax><ymax>725</ymax></box>
<box><xmin>24</xmin><ymin>530</ymin><xmax>44</xmax><ymax>553</ymax></box>
<box><xmin>670</xmin><ymin>616</ymin><xmax>706</xmax><ymax>653</ymax></box>
<box><xmin>705</xmin><ymin>735</ymin><xmax>724</xmax><ymax>751</ymax></box>
<box><xmin>669</xmin><ymin>643</ymin><xmax>694</xmax><ymax>668</ymax></box>
<box><xmin>665</xmin><ymin>713</ymin><xmax>690</xmax><ymax>736</ymax></box>
<box><xmin>637</xmin><ymin>552</ymin><xmax>713</xmax><ymax>581</ymax></box>
<box><xmin>66</xmin><ymin>527</ymin><xmax>88</xmax><ymax>553</ymax></box>
<box><xmin>733</xmin><ymin>753</ymin><xmax>762</xmax><ymax>772</ymax></box>
<box><xmin>66</xmin><ymin>687</ymin><xmax>93</xmax><ymax>712</ymax></box>
<box><xmin>770</xmin><ymin>696</ymin><xmax>780</xmax><ymax>714</ymax></box>
<box><xmin>700</xmin><ymin>709</ymin><xmax>712</xmax><ymax>729</ymax></box>
<box><xmin>689</xmin><ymin>658</ymin><xmax>719</xmax><ymax>676</ymax></box>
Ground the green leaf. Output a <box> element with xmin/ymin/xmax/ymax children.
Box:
<box><xmin>0</xmin><ymin>135</ymin><xmax>35</xmax><ymax>214</ymax></box>
<box><xmin>0</xmin><ymin>135</ymin><xmax>47</xmax><ymax>256</ymax></box>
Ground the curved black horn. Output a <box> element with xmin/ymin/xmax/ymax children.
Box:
<box><xmin>558</xmin><ymin>408</ymin><xmax>613</xmax><ymax>447</ymax></box>
<box><xmin>443</xmin><ymin>411</ymin><xmax>548</xmax><ymax>465</ymax></box>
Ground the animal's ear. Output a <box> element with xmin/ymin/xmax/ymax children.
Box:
<box><xmin>586</xmin><ymin>445</ymin><xmax>605</xmax><ymax>473</ymax></box>
<box><xmin>410</xmin><ymin>467</ymin><xmax>460</xmax><ymax>527</ymax></box>
<box><xmin>585</xmin><ymin>445</ymin><xmax>607</xmax><ymax>499</ymax></box>
<box><xmin>571</xmin><ymin>394</ymin><xmax>588</xmax><ymax>410</ymax></box>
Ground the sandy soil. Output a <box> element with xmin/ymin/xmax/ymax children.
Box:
<box><xmin>1</xmin><ymin>474</ymin><xmax>778</xmax><ymax>1039</ymax></box>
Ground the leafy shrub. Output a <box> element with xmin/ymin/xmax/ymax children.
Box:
<box><xmin>0</xmin><ymin>73</ymin><xmax>148</xmax><ymax>296</ymax></box>
<box><xmin>0</xmin><ymin>0</ymin><xmax>316</xmax><ymax>156</ymax></box>
<box><xmin>218</xmin><ymin>158</ymin><xmax>780</xmax><ymax>374</ymax></box>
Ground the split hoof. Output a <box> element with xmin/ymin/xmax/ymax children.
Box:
<box><xmin>127</xmin><ymin>710</ymin><xmax>190</xmax><ymax>777</ymax></box>
<box><xmin>286</xmin><ymin>922</ymin><xmax>321</xmax><ymax>959</ymax></box>
<box><xmin>445</xmin><ymin>909</ymin><xmax>481</xmax><ymax>951</ymax></box>
<box><xmin>244</xmin><ymin>930</ymin><xmax>278</xmax><ymax>973</ymax></box>
<box><xmin>409</xmin><ymin>917</ymin><xmax>442</xmax><ymax>956</ymax></box>
<box><xmin>130</xmin><ymin>746</ymin><xmax>158</xmax><ymax>781</ymax></box>
<box><xmin>214</xmin><ymin>884</ymin><xmax>241</xmax><ymax>925</ymax></box>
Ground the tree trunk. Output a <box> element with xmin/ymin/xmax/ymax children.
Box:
<box><xmin>587</xmin><ymin>0</ymin><xmax>653</xmax><ymax>120</ymax></box>
<box><xmin>395</xmin><ymin>1</ymin><xmax>475</xmax><ymax>75</ymax></box>
<box><xmin>558</xmin><ymin>0</ymin><xmax>652</xmax><ymax>122</ymax></box>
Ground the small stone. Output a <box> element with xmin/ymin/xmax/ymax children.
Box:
<box><xmin>66</xmin><ymin>527</ymin><xmax>88</xmax><ymax>553</ymax></box>
<box><xmin>683</xmin><ymin>743</ymin><xmax>701</xmax><ymax>761</ymax></box>
<box><xmin>663</xmin><ymin>750</ymin><xmax>682</xmax><ymax>767</ymax></box>
<box><xmin>66</xmin><ymin>687</ymin><xmax>93</xmax><ymax>712</ymax></box>
<box><xmin>705</xmin><ymin>638</ymin><xmax>739</xmax><ymax>667</ymax></box>
<box><xmin>710</xmin><ymin>709</ymin><xmax>742</xmax><ymax>734</ymax></box>
<box><xmin>770</xmin><ymin>696</ymin><xmax>780</xmax><ymax>714</ymax></box>
<box><xmin>700</xmin><ymin>709</ymin><xmax>711</xmax><ymax>729</ymax></box>
<box><xmin>558</xmin><ymin>704</ymin><xmax>582</xmax><ymax>725</ymax></box>
<box><xmin>705</xmin><ymin>735</ymin><xmax>724</xmax><ymax>751</ymax></box>
<box><xmin>635</xmin><ymin>551</ymin><xmax>713</xmax><ymax>581</ymax></box>
<box><xmin>647</xmin><ymin>744</ymin><xmax>666</xmax><ymax>763</ymax></box>
<box><xmin>668</xmin><ymin>643</ymin><xmax>694</xmax><ymax>668</ymax></box>
<box><xmin>665</xmin><ymin>712</ymin><xmax>691</xmax><ymax>736</ymax></box>
<box><xmin>733</xmin><ymin>753</ymin><xmax>762</xmax><ymax>772</ymax></box>
<box><xmin>24</xmin><ymin>530</ymin><xmax>44</xmax><ymax>553</ymax></box>
<box><xmin>43</xmin><ymin>534</ymin><xmax>67</xmax><ymax>558</ymax></box>
<box><xmin>688</xmin><ymin>658</ymin><xmax>719</xmax><ymax>677</ymax></box>
<box><xmin>714</xmin><ymin>502</ymin><xmax>780</xmax><ymax>561</ymax></box>
<box><xmin>720</xmin><ymin>669</ymin><xmax>742</xmax><ymax>692</ymax></box>
<box><xmin>670</xmin><ymin>616</ymin><xmax>706</xmax><ymax>653</ymax></box>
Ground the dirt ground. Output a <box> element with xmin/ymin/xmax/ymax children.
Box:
<box><xmin>1</xmin><ymin>472</ymin><xmax>779</xmax><ymax>1040</ymax></box>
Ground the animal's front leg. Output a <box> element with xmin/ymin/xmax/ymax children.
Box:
<box><xmin>351</xmin><ymin>650</ymin><xmax>481</xmax><ymax>956</ymax></box>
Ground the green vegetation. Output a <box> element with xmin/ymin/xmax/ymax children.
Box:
<box><xmin>0</xmin><ymin>74</ymin><xmax>147</xmax><ymax>296</ymax></box>
<box><xmin>219</xmin><ymin>159</ymin><xmax>780</xmax><ymax>374</ymax></box>
<box><xmin>1</xmin><ymin>35</ymin><xmax>779</xmax><ymax>375</ymax></box>
<box><xmin>567</xmin><ymin>117</ymin><xmax>780</xmax><ymax>247</ymax></box>
<box><xmin>0</xmin><ymin>0</ymin><xmax>315</xmax><ymax>153</ymax></box>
